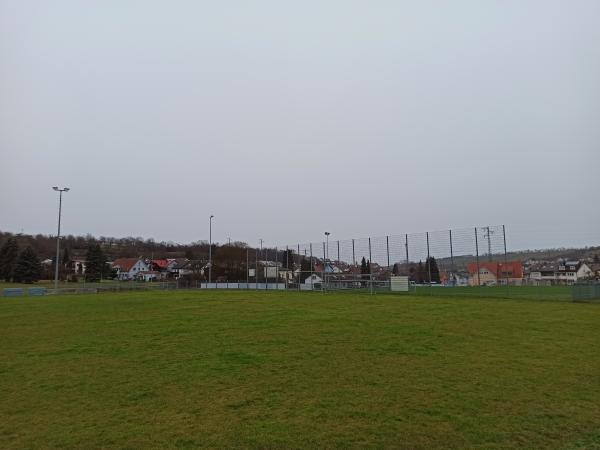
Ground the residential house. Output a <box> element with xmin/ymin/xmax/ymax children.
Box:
<box><xmin>527</xmin><ymin>266</ymin><xmax>557</xmax><ymax>285</ymax></box>
<box><xmin>137</xmin><ymin>271</ymin><xmax>162</xmax><ymax>282</ymax></box>
<box><xmin>591</xmin><ymin>264</ymin><xmax>600</xmax><ymax>279</ymax></box>
<box><xmin>528</xmin><ymin>261</ymin><xmax>593</xmax><ymax>285</ymax></box>
<box><xmin>147</xmin><ymin>259</ymin><xmax>180</xmax><ymax>279</ymax></box>
<box><xmin>172</xmin><ymin>259</ymin><xmax>207</xmax><ymax>279</ymax></box>
<box><xmin>466</xmin><ymin>261</ymin><xmax>523</xmax><ymax>286</ymax></box>
<box><xmin>555</xmin><ymin>261</ymin><xmax>593</xmax><ymax>285</ymax></box>
<box><xmin>277</xmin><ymin>268</ymin><xmax>294</xmax><ymax>283</ymax></box>
<box><xmin>324</xmin><ymin>263</ymin><xmax>342</xmax><ymax>274</ymax></box>
<box><xmin>167</xmin><ymin>258</ymin><xmax>188</xmax><ymax>278</ymax></box>
<box><xmin>71</xmin><ymin>257</ymin><xmax>87</xmax><ymax>275</ymax></box>
<box><xmin>303</xmin><ymin>273</ymin><xmax>323</xmax><ymax>286</ymax></box>
<box><xmin>113</xmin><ymin>257</ymin><xmax>149</xmax><ymax>280</ymax></box>
<box><xmin>440</xmin><ymin>271</ymin><xmax>468</xmax><ymax>286</ymax></box>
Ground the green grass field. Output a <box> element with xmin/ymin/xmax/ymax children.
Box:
<box><xmin>411</xmin><ymin>285</ymin><xmax>573</xmax><ymax>301</ymax></box>
<box><xmin>0</xmin><ymin>280</ymin><xmax>155</xmax><ymax>290</ymax></box>
<box><xmin>1</xmin><ymin>290</ymin><xmax>599</xmax><ymax>449</ymax></box>
<box><xmin>1</xmin><ymin>281</ymin><xmax>575</xmax><ymax>302</ymax></box>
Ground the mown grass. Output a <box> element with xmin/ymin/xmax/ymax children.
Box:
<box><xmin>411</xmin><ymin>285</ymin><xmax>572</xmax><ymax>301</ymax></box>
<box><xmin>0</xmin><ymin>280</ymin><xmax>127</xmax><ymax>290</ymax></box>
<box><xmin>1</xmin><ymin>290</ymin><xmax>599</xmax><ymax>449</ymax></box>
<box><xmin>1</xmin><ymin>281</ymin><xmax>574</xmax><ymax>302</ymax></box>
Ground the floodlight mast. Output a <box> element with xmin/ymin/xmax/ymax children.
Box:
<box><xmin>52</xmin><ymin>187</ymin><xmax>70</xmax><ymax>289</ymax></box>
<box><xmin>209</xmin><ymin>215</ymin><xmax>214</xmax><ymax>284</ymax></box>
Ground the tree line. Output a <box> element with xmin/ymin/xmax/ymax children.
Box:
<box><xmin>0</xmin><ymin>230</ymin><xmax>231</xmax><ymax>261</ymax></box>
<box><xmin>0</xmin><ymin>236</ymin><xmax>117</xmax><ymax>284</ymax></box>
<box><xmin>392</xmin><ymin>257</ymin><xmax>441</xmax><ymax>283</ymax></box>
<box><xmin>0</xmin><ymin>237</ymin><xmax>42</xmax><ymax>283</ymax></box>
<box><xmin>1</xmin><ymin>230</ymin><xmax>443</xmax><ymax>284</ymax></box>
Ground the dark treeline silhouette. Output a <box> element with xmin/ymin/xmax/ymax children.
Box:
<box><xmin>0</xmin><ymin>231</ymin><xmax>271</xmax><ymax>282</ymax></box>
<box><xmin>0</xmin><ymin>230</ymin><xmax>251</xmax><ymax>261</ymax></box>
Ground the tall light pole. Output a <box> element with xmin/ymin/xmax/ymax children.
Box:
<box><xmin>324</xmin><ymin>232</ymin><xmax>330</xmax><ymax>261</ymax></box>
<box><xmin>52</xmin><ymin>186</ymin><xmax>70</xmax><ymax>289</ymax></box>
<box><xmin>209</xmin><ymin>215</ymin><xmax>214</xmax><ymax>284</ymax></box>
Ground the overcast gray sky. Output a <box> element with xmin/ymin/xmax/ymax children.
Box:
<box><xmin>1</xmin><ymin>0</ymin><xmax>599</xmax><ymax>250</ymax></box>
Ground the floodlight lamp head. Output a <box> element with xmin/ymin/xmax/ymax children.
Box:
<box><xmin>52</xmin><ymin>186</ymin><xmax>59</xmax><ymax>191</ymax></box>
<box><xmin>63</xmin><ymin>188</ymin><xmax>70</xmax><ymax>192</ymax></box>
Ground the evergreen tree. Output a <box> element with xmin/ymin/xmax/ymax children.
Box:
<box><xmin>300</xmin><ymin>257</ymin><xmax>311</xmax><ymax>282</ymax></box>
<box><xmin>282</xmin><ymin>249</ymin><xmax>294</xmax><ymax>270</ymax></box>
<box><xmin>85</xmin><ymin>243</ymin><xmax>108</xmax><ymax>282</ymax></box>
<box><xmin>12</xmin><ymin>246</ymin><xmax>42</xmax><ymax>283</ymax></box>
<box><xmin>360</xmin><ymin>257</ymin><xmax>368</xmax><ymax>275</ymax></box>
<box><xmin>0</xmin><ymin>237</ymin><xmax>19</xmax><ymax>281</ymax></box>
<box><xmin>416</xmin><ymin>261</ymin><xmax>425</xmax><ymax>283</ymax></box>
<box><xmin>432</xmin><ymin>257</ymin><xmax>441</xmax><ymax>283</ymax></box>
<box><xmin>425</xmin><ymin>256</ymin><xmax>441</xmax><ymax>283</ymax></box>
<box><xmin>62</xmin><ymin>247</ymin><xmax>72</xmax><ymax>280</ymax></box>
<box><xmin>392</xmin><ymin>263</ymin><xmax>399</xmax><ymax>276</ymax></box>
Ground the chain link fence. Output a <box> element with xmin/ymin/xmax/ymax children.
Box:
<box><xmin>275</xmin><ymin>225</ymin><xmax>511</xmax><ymax>294</ymax></box>
<box><xmin>220</xmin><ymin>224</ymin><xmax>576</xmax><ymax>301</ymax></box>
<box><xmin>3</xmin><ymin>224</ymin><xmax>589</xmax><ymax>301</ymax></box>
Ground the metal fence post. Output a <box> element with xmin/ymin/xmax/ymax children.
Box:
<box><xmin>264</xmin><ymin>248</ymin><xmax>268</xmax><ymax>290</ymax></box>
<box><xmin>323</xmin><ymin>241</ymin><xmax>327</xmax><ymax>292</ymax></box>
<box><xmin>368</xmin><ymin>237</ymin><xmax>373</xmax><ymax>294</ymax></box>
<box><xmin>297</xmin><ymin>244</ymin><xmax>301</xmax><ymax>291</ymax></box>
<box><xmin>485</xmin><ymin>226</ymin><xmax>493</xmax><ymax>262</ymax></box>
<box><xmin>503</xmin><ymin>225</ymin><xmax>509</xmax><ymax>297</ymax></box>
<box><xmin>285</xmin><ymin>245</ymin><xmax>289</xmax><ymax>290</ymax></box>
<box><xmin>405</xmin><ymin>234</ymin><xmax>409</xmax><ymax>265</ymax></box>
<box><xmin>310</xmin><ymin>243</ymin><xmax>313</xmax><ymax>291</ymax></box>
<box><xmin>426</xmin><ymin>231</ymin><xmax>432</xmax><ymax>288</ymax></box>
<box><xmin>386</xmin><ymin>235</ymin><xmax>390</xmax><ymax>269</ymax></box>
<box><xmin>449</xmin><ymin>229</ymin><xmax>454</xmax><ymax>276</ymax></box>
<box><xmin>475</xmin><ymin>227</ymin><xmax>481</xmax><ymax>286</ymax></box>
<box><xmin>337</xmin><ymin>240</ymin><xmax>340</xmax><ymax>266</ymax></box>
<box><xmin>255</xmin><ymin>247</ymin><xmax>258</xmax><ymax>290</ymax></box>
<box><xmin>352</xmin><ymin>239</ymin><xmax>356</xmax><ymax>266</ymax></box>
<box><xmin>246</xmin><ymin>248</ymin><xmax>249</xmax><ymax>288</ymax></box>
<box><xmin>275</xmin><ymin>247</ymin><xmax>279</xmax><ymax>291</ymax></box>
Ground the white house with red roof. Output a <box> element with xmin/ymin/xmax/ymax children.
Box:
<box><xmin>113</xmin><ymin>257</ymin><xmax>149</xmax><ymax>280</ymax></box>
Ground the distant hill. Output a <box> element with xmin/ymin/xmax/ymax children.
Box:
<box><xmin>430</xmin><ymin>246</ymin><xmax>600</xmax><ymax>273</ymax></box>
<box><xmin>503</xmin><ymin>246</ymin><xmax>600</xmax><ymax>263</ymax></box>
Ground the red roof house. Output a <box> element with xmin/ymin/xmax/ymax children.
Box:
<box><xmin>466</xmin><ymin>261</ymin><xmax>523</xmax><ymax>286</ymax></box>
